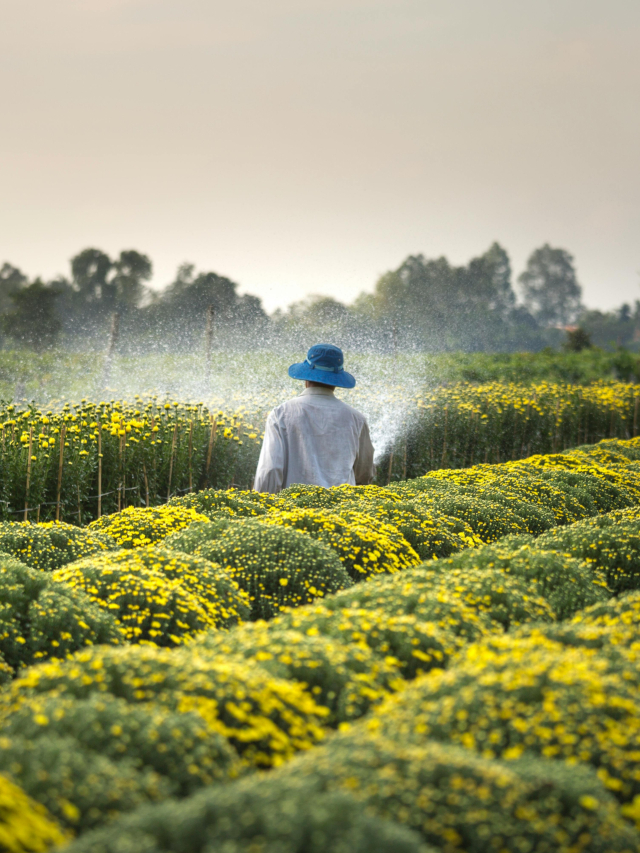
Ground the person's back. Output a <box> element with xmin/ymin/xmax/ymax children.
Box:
<box><xmin>254</xmin><ymin>344</ymin><xmax>375</xmax><ymax>494</ymax></box>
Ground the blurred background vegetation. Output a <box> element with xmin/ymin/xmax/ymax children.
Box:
<box><xmin>1</xmin><ymin>240</ymin><xmax>639</xmax><ymax>359</ymax></box>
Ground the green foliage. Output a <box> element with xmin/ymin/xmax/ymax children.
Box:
<box><xmin>53</xmin><ymin>547</ymin><xmax>249</xmax><ymax>645</ymax></box>
<box><xmin>177</xmin><ymin>520</ymin><xmax>352</xmax><ymax>619</ymax></box>
<box><xmin>275</xmin><ymin>732</ymin><xmax>638</xmax><ymax>853</ymax></box>
<box><xmin>0</xmin><ymin>771</ymin><xmax>71</xmax><ymax>851</ymax></box>
<box><xmin>536</xmin><ymin>508</ymin><xmax>640</xmax><ymax>594</ymax></box>
<box><xmin>442</xmin><ymin>542</ymin><xmax>609</xmax><ymax>619</ymax></box>
<box><xmin>168</xmin><ymin>488</ymin><xmax>270</xmax><ymax>518</ymax></box>
<box><xmin>401</xmin><ymin>563</ymin><xmax>556</xmax><ymax>629</ymax></box>
<box><xmin>371</xmin><ymin>633</ymin><xmax>640</xmax><ymax>805</ymax></box>
<box><xmin>335</xmin><ymin>498</ymin><xmax>482</xmax><ymax>559</ymax></box>
<box><xmin>333</xmin><ymin>573</ymin><xmax>495</xmax><ymax>642</ymax></box>
<box><xmin>197</xmin><ymin>624</ymin><xmax>403</xmax><ymax>725</ymax></box>
<box><xmin>2</xmin><ymin>279</ymin><xmax>61</xmax><ymax>352</ymax></box>
<box><xmin>0</xmin><ymin>521</ymin><xmax>116</xmax><ymax>572</ymax></box>
<box><xmin>259</xmin><ymin>508</ymin><xmax>420</xmax><ymax>581</ymax></box>
<box><xmin>2</xmin><ymin>644</ymin><xmax>327</xmax><ymax>769</ymax></box>
<box><xmin>0</xmin><ymin>734</ymin><xmax>168</xmax><ymax>833</ymax></box>
<box><xmin>274</xmin><ymin>604</ymin><xmax>459</xmax><ymax>680</ymax></box>
<box><xmin>61</xmin><ymin>784</ymin><xmax>431</xmax><ymax>853</ymax></box>
<box><xmin>0</xmin><ymin>555</ymin><xmax>122</xmax><ymax>673</ymax></box>
<box><xmin>0</xmin><ymin>692</ymin><xmax>240</xmax><ymax>831</ymax></box>
<box><xmin>88</xmin><ymin>505</ymin><xmax>209</xmax><ymax>549</ymax></box>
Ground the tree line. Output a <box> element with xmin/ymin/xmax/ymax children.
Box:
<box><xmin>0</xmin><ymin>243</ymin><xmax>637</xmax><ymax>353</ymax></box>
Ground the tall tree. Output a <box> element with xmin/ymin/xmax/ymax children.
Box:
<box><xmin>518</xmin><ymin>245</ymin><xmax>582</xmax><ymax>326</ymax></box>
<box><xmin>0</xmin><ymin>263</ymin><xmax>28</xmax><ymax>314</ymax></box>
<box><xmin>3</xmin><ymin>280</ymin><xmax>61</xmax><ymax>351</ymax></box>
<box><xmin>112</xmin><ymin>250</ymin><xmax>152</xmax><ymax>309</ymax></box>
<box><xmin>70</xmin><ymin>248</ymin><xmax>113</xmax><ymax>310</ymax></box>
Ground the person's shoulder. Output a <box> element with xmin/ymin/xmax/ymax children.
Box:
<box><xmin>336</xmin><ymin>397</ymin><xmax>368</xmax><ymax>423</ymax></box>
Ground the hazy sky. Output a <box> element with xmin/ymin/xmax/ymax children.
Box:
<box><xmin>1</xmin><ymin>0</ymin><xmax>639</xmax><ymax>312</ymax></box>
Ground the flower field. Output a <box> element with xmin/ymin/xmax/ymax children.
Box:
<box><xmin>4</xmin><ymin>432</ymin><xmax>640</xmax><ymax>849</ymax></box>
<box><xmin>2</xmin><ymin>379</ymin><xmax>640</xmax><ymax>524</ymax></box>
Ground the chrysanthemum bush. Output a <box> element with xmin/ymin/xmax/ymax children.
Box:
<box><xmin>334</xmin><ymin>498</ymin><xmax>482</xmax><ymax>560</ymax></box>
<box><xmin>268</xmin><ymin>732</ymin><xmax>640</xmax><ymax>853</ymax></box>
<box><xmin>332</xmin><ymin>569</ymin><xmax>500</xmax><ymax>640</ymax></box>
<box><xmin>52</xmin><ymin>547</ymin><xmax>249</xmax><ymax>646</ymax></box>
<box><xmin>168</xmin><ymin>488</ymin><xmax>270</xmax><ymax>519</ymax></box>
<box><xmin>196</xmin><ymin>623</ymin><xmax>404</xmax><ymax>724</ymax></box>
<box><xmin>370</xmin><ymin>633</ymin><xmax>640</xmax><ymax>806</ymax></box>
<box><xmin>0</xmin><ymin>692</ymin><xmax>240</xmax><ymax>832</ymax></box>
<box><xmin>167</xmin><ymin>519</ymin><xmax>352</xmax><ymax>619</ymax></box>
<box><xmin>258</xmin><ymin>508</ymin><xmax>420</xmax><ymax>581</ymax></box>
<box><xmin>60</xmin><ymin>784</ymin><xmax>430</xmax><ymax>853</ymax></box>
<box><xmin>274</xmin><ymin>483</ymin><xmax>395</xmax><ymax>511</ymax></box>
<box><xmin>436</xmin><ymin>540</ymin><xmax>609</xmax><ymax>620</ymax></box>
<box><xmin>0</xmin><ymin>732</ymin><xmax>169</xmax><ymax>835</ymax></box>
<box><xmin>274</xmin><ymin>603</ymin><xmax>459</xmax><ymax>679</ymax></box>
<box><xmin>572</xmin><ymin>590</ymin><xmax>640</xmax><ymax>633</ymax></box>
<box><xmin>88</xmin><ymin>505</ymin><xmax>209</xmax><ymax>548</ymax></box>
<box><xmin>4</xmin><ymin>644</ymin><xmax>327</xmax><ymax>769</ymax></box>
<box><xmin>0</xmin><ymin>554</ymin><xmax>122</xmax><ymax>674</ymax></box>
<box><xmin>0</xmin><ymin>520</ymin><xmax>116</xmax><ymax>572</ymax></box>
<box><xmin>0</xmin><ymin>772</ymin><xmax>71</xmax><ymax>852</ymax></box>
<box><xmin>535</xmin><ymin>507</ymin><xmax>640</xmax><ymax>594</ymax></box>
<box><xmin>393</xmin><ymin>563</ymin><xmax>556</xmax><ymax>629</ymax></box>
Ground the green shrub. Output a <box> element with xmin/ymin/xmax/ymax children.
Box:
<box><xmin>400</xmin><ymin>563</ymin><xmax>556</xmax><ymax>629</ymax></box>
<box><xmin>197</xmin><ymin>624</ymin><xmax>403</xmax><ymax>724</ymax></box>
<box><xmin>60</xmin><ymin>785</ymin><xmax>431</xmax><ymax>853</ymax></box>
<box><xmin>334</xmin><ymin>499</ymin><xmax>482</xmax><ymax>559</ymax></box>
<box><xmin>168</xmin><ymin>488</ymin><xmax>269</xmax><ymax>519</ymax></box>
<box><xmin>53</xmin><ymin>547</ymin><xmax>249</xmax><ymax>646</ymax></box>
<box><xmin>0</xmin><ymin>556</ymin><xmax>122</xmax><ymax>673</ymax></box>
<box><xmin>416</xmin><ymin>468</ymin><xmax>588</xmax><ymax>526</ymax></box>
<box><xmin>177</xmin><ymin>520</ymin><xmax>352</xmax><ymax>620</ymax></box>
<box><xmin>88</xmin><ymin>505</ymin><xmax>209</xmax><ymax>549</ymax></box>
<box><xmin>0</xmin><ymin>521</ymin><xmax>116</xmax><ymax>572</ymax></box>
<box><xmin>274</xmin><ymin>604</ymin><xmax>459</xmax><ymax>680</ymax></box>
<box><xmin>0</xmin><ymin>692</ymin><xmax>240</xmax><ymax>831</ymax></box>
<box><xmin>2</xmin><ymin>644</ymin><xmax>327</xmax><ymax>769</ymax></box>
<box><xmin>259</xmin><ymin>508</ymin><xmax>420</xmax><ymax>581</ymax></box>
<box><xmin>442</xmin><ymin>542</ymin><xmax>609</xmax><ymax>620</ymax></box>
<box><xmin>371</xmin><ymin>633</ymin><xmax>640</xmax><ymax>805</ymax></box>
<box><xmin>416</xmin><ymin>493</ymin><xmax>530</xmax><ymax>543</ymax></box>
<box><xmin>275</xmin><ymin>732</ymin><xmax>639</xmax><ymax>853</ymax></box>
<box><xmin>0</xmin><ymin>734</ymin><xmax>169</xmax><ymax>834</ymax></box>
<box><xmin>536</xmin><ymin>510</ymin><xmax>640</xmax><ymax>594</ymax></box>
<box><xmin>572</xmin><ymin>590</ymin><xmax>640</xmax><ymax>633</ymax></box>
<box><xmin>0</xmin><ymin>771</ymin><xmax>71</xmax><ymax>851</ymax></box>
<box><xmin>275</xmin><ymin>483</ymin><xmax>397</xmax><ymax>511</ymax></box>
<box><xmin>333</xmin><ymin>574</ymin><xmax>496</xmax><ymax>642</ymax></box>
<box><xmin>162</xmin><ymin>518</ymin><xmax>231</xmax><ymax>552</ymax></box>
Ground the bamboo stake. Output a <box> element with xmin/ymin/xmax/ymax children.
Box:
<box><xmin>23</xmin><ymin>426</ymin><xmax>33</xmax><ymax>521</ymax></box>
<box><xmin>56</xmin><ymin>425</ymin><xmax>66</xmax><ymax>522</ymax></box>
<box><xmin>386</xmin><ymin>450</ymin><xmax>394</xmax><ymax>485</ymax></box>
<box><xmin>188</xmin><ymin>420</ymin><xmax>194</xmax><ymax>492</ymax></box>
<box><xmin>205</xmin><ymin>305</ymin><xmax>215</xmax><ymax>385</ymax></box>
<box><xmin>205</xmin><ymin>417</ymin><xmax>217</xmax><ymax>485</ymax></box>
<box><xmin>77</xmin><ymin>485</ymin><xmax>82</xmax><ymax>525</ymax></box>
<box><xmin>97</xmin><ymin>425</ymin><xmax>102</xmax><ymax>518</ymax></box>
<box><xmin>166</xmin><ymin>422</ymin><xmax>179</xmax><ymax>502</ymax></box>
<box><xmin>440</xmin><ymin>406</ymin><xmax>448</xmax><ymax>468</ymax></box>
<box><xmin>143</xmin><ymin>463</ymin><xmax>150</xmax><ymax>507</ymax></box>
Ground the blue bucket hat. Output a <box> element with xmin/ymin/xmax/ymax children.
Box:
<box><xmin>288</xmin><ymin>343</ymin><xmax>356</xmax><ymax>389</ymax></box>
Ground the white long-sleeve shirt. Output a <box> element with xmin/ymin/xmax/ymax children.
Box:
<box><xmin>253</xmin><ymin>385</ymin><xmax>376</xmax><ymax>494</ymax></box>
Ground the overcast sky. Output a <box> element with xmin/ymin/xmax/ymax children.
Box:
<box><xmin>1</xmin><ymin>0</ymin><xmax>639</xmax><ymax>312</ymax></box>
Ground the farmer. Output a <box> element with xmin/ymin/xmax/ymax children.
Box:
<box><xmin>253</xmin><ymin>343</ymin><xmax>375</xmax><ymax>493</ymax></box>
